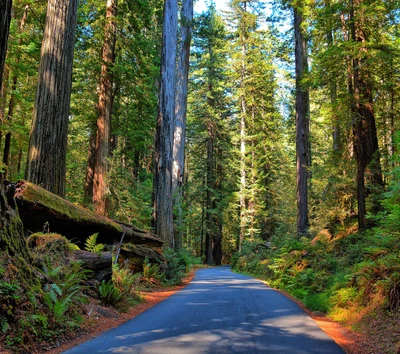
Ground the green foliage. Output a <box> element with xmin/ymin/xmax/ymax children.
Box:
<box><xmin>163</xmin><ymin>249</ymin><xmax>201</xmax><ymax>285</ymax></box>
<box><xmin>142</xmin><ymin>258</ymin><xmax>161</xmax><ymax>282</ymax></box>
<box><xmin>42</xmin><ymin>260</ymin><xmax>89</xmax><ymax>325</ymax></box>
<box><xmin>98</xmin><ymin>280</ymin><xmax>122</xmax><ymax>307</ymax></box>
<box><xmin>0</xmin><ymin>316</ymin><xmax>9</xmax><ymax>334</ymax></box>
<box><xmin>233</xmin><ymin>225</ymin><xmax>400</xmax><ymax>323</ymax></box>
<box><xmin>84</xmin><ymin>233</ymin><xmax>105</xmax><ymax>253</ymax></box>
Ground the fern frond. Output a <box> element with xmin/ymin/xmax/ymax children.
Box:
<box><xmin>85</xmin><ymin>233</ymin><xmax>105</xmax><ymax>253</ymax></box>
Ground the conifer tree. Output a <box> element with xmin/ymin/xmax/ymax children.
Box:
<box><xmin>0</xmin><ymin>0</ymin><xmax>12</xmax><ymax>90</ymax></box>
<box><xmin>26</xmin><ymin>0</ymin><xmax>78</xmax><ymax>197</ymax></box>
<box><xmin>92</xmin><ymin>0</ymin><xmax>118</xmax><ymax>216</ymax></box>
<box><xmin>153</xmin><ymin>0</ymin><xmax>178</xmax><ymax>247</ymax></box>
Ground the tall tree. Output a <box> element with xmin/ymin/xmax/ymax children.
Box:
<box><xmin>294</xmin><ymin>1</ymin><xmax>310</xmax><ymax>236</ymax></box>
<box><xmin>0</xmin><ymin>0</ymin><xmax>12</xmax><ymax>89</ymax></box>
<box><xmin>350</xmin><ymin>0</ymin><xmax>383</xmax><ymax>230</ymax></box>
<box><xmin>188</xmin><ymin>6</ymin><xmax>231</xmax><ymax>264</ymax></box>
<box><xmin>2</xmin><ymin>4</ymin><xmax>29</xmax><ymax>181</ymax></box>
<box><xmin>172</xmin><ymin>0</ymin><xmax>193</xmax><ymax>248</ymax></box>
<box><xmin>92</xmin><ymin>0</ymin><xmax>118</xmax><ymax>215</ymax></box>
<box><xmin>25</xmin><ymin>0</ymin><xmax>78</xmax><ymax>197</ymax></box>
<box><xmin>153</xmin><ymin>0</ymin><xmax>178</xmax><ymax>247</ymax></box>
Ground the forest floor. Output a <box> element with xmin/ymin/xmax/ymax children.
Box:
<box><xmin>0</xmin><ymin>269</ymin><xmax>396</xmax><ymax>354</ymax></box>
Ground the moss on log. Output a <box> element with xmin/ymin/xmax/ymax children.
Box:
<box><xmin>0</xmin><ymin>183</ymin><xmax>30</xmax><ymax>260</ymax></box>
<box><xmin>14</xmin><ymin>180</ymin><xmax>163</xmax><ymax>250</ymax></box>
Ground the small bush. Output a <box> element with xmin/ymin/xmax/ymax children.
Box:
<box><xmin>98</xmin><ymin>280</ymin><xmax>122</xmax><ymax>307</ymax></box>
<box><xmin>163</xmin><ymin>249</ymin><xmax>201</xmax><ymax>285</ymax></box>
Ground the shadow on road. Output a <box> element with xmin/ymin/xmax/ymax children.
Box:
<box><xmin>64</xmin><ymin>267</ymin><xmax>344</xmax><ymax>354</ymax></box>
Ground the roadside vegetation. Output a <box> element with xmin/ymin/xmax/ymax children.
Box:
<box><xmin>232</xmin><ymin>188</ymin><xmax>400</xmax><ymax>353</ymax></box>
<box><xmin>0</xmin><ymin>233</ymin><xmax>201</xmax><ymax>353</ymax></box>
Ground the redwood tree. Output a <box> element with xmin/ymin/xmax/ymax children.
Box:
<box><xmin>350</xmin><ymin>0</ymin><xmax>383</xmax><ymax>230</ymax></box>
<box><xmin>25</xmin><ymin>0</ymin><xmax>78</xmax><ymax>197</ymax></box>
<box><xmin>93</xmin><ymin>0</ymin><xmax>118</xmax><ymax>216</ymax></box>
<box><xmin>153</xmin><ymin>0</ymin><xmax>178</xmax><ymax>248</ymax></box>
<box><xmin>0</xmin><ymin>0</ymin><xmax>12</xmax><ymax>89</ymax></box>
<box><xmin>172</xmin><ymin>0</ymin><xmax>193</xmax><ymax>248</ymax></box>
<box><xmin>294</xmin><ymin>2</ymin><xmax>310</xmax><ymax>237</ymax></box>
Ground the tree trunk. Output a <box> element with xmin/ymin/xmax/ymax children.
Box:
<box><xmin>239</xmin><ymin>26</ymin><xmax>247</xmax><ymax>251</ymax></box>
<box><xmin>0</xmin><ymin>182</ymin><xmax>30</xmax><ymax>259</ymax></box>
<box><xmin>0</xmin><ymin>0</ymin><xmax>11</xmax><ymax>90</ymax></box>
<box><xmin>172</xmin><ymin>0</ymin><xmax>193</xmax><ymax>249</ymax></box>
<box><xmin>84</xmin><ymin>126</ymin><xmax>97</xmax><ymax>200</ymax></box>
<box><xmin>25</xmin><ymin>0</ymin><xmax>78</xmax><ymax>197</ymax></box>
<box><xmin>153</xmin><ymin>0</ymin><xmax>178</xmax><ymax>248</ymax></box>
<box><xmin>325</xmin><ymin>0</ymin><xmax>340</xmax><ymax>155</ymax></box>
<box><xmin>93</xmin><ymin>0</ymin><xmax>118</xmax><ymax>216</ymax></box>
<box><xmin>2</xmin><ymin>4</ymin><xmax>28</xmax><ymax>181</ymax></box>
<box><xmin>205</xmin><ymin>122</ymin><xmax>214</xmax><ymax>265</ymax></box>
<box><xmin>350</xmin><ymin>0</ymin><xmax>383</xmax><ymax>230</ymax></box>
<box><xmin>294</xmin><ymin>4</ymin><xmax>310</xmax><ymax>237</ymax></box>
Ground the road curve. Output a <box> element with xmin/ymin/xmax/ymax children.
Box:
<box><xmin>64</xmin><ymin>267</ymin><xmax>344</xmax><ymax>354</ymax></box>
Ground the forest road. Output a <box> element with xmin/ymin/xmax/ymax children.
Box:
<box><xmin>63</xmin><ymin>266</ymin><xmax>345</xmax><ymax>354</ymax></box>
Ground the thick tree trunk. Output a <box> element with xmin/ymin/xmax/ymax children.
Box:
<box><xmin>25</xmin><ymin>0</ymin><xmax>78</xmax><ymax>197</ymax></box>
<box><xmin>93</xmin><ymin>0</ymin><xmax>118</xmax><ymax>216</ymax></box>
<box><xmin>172</xmin><ymin>0</ymin><xmax>193</xmax><ymax>249</ymax></box>
<box><xmin>153</xmin><ymin>0</ymin><xmax>178</xmax><ymax>248</ymax></box>
<box><xmin>0</xmin><ymin>0</ymin><xmax>12</xmax><ymax>90</ymax></box>
<box><xmin>294</xmin><ymin>5</ymin><xmax>310</xmax><ymax>237</ymax></box>
<box><xmin>350</xmin><ymin>0</ymin><xmax>383</xmax><ymax>230</ymax></box>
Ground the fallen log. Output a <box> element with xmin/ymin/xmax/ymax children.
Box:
<box><xmin>14</xmin><ymin>181</ymin><xmax>163</xmax><ymax>258</ymax></box>
<box><xmin>72</xmin><ymin>250</ymin><xmax>113</xmax><ymax>282</ymax></box>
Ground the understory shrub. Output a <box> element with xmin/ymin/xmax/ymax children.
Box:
<box><xmin>232</xmin><ymin>228</ymin><xmax>400</xmax><ymax>323</ymax></box>
<box><xmin>163</xmin><ymin>248</ymin><xmax>201</xmax><ymax>285</ymax></box>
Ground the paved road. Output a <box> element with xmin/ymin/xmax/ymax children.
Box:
<box><xmin>64</xmin><ymin>267</ymin><xmax>344</xmax><ymax>353</ymax></box>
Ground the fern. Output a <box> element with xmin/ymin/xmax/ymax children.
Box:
<box><xmin>98</xmin><ymin>280</ymin><xmax>122</xmax><ymax>306</ymax></box>
<box><xmin>0</xmin><ymin>315</ymin><xmax>9</xmax><ymax>334</ymax></box>
<box><xmin>85</xmin><ymin>233</ymin><xmax>105</xmax><ymax>253</ymax></box>
<box><xmin>143</xmin><ymin>258</ymin><xmax>160</xmax><ymax>281</ymax></box>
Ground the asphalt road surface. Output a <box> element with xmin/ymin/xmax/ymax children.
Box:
<box><xmin>64</xmin><ymin>267</ymin><xmax>345</xmax><ymax>353</ymax></box>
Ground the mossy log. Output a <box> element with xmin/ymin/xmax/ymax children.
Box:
<box><xmin>14</xmin><ymin>180</ymin><xmax>163</xmax><ymax>253</ymax></box>
<box><xmin>72</xmin><ymin>250</ymin><xmax>112</xmax><ymax>282</ymax></box>
<box><xmin>118</xmin><ymin>243</ymin><xmax>165</xmax><ymax>272</ymax></box>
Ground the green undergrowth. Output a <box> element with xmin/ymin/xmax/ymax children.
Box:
<box><xmin>0</xmin><ymin>231</ymin><xmax>201</xmax><ymax>353</ymax></box>
<box><xmin>232</xmin><ymin>227</ymin><xmax>400</xmax><ymax>326</ymax></box>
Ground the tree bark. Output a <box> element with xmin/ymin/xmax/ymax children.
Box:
<box><xmin>325</xmin><ymin>0</ymin><xmax>340</xmax><ymax>155</ymax></box>
<box><xmin>153</xmin><ymin>0</ymin><xmax>178</xmax><ymax>248</ymax></box>
<box><xmin>205</xmin><ymin>122</ymin><xmax>214</xmax><ymax>265</ymax></box>
<box><xmin>172</xmin><ymin>0</ymin><xmax>193</xmax><ymax>249</ymax></box>
<box><xmin>239</xmin><ymin>11</ymin><xmax>247</xmax><ymax>251</ymax></box>
<box><xmin>25</xmin><ymin>0</ymin><xmax>78</xmax><ymax>197</ymax></box>
<box><xmin>0</xmin><ymin>0</ymin><xmax>12</xmax><ymax>90</ymax></box>
<box><xmin>2</xmin><ymin>4</ymin><xmax>28</xmax><ymax>181</ymax></box>
<box><xmin>93</xmin><ymin>0</ymin><xmax>118</xmax><ymax>216</ymax></box>
<box><xmin>294</xmin><ymin>4</ymin><xmax>310</xmax><ymax>237</ymax></box>
<box><xmin>0</xmin><ymin>182</ymin><xmax>30</xmax><ymax>259</ymax></box>
<box><xmin>72</xmin><ymin>250</ymin><xmax>112</xmax><ymax>282</ymax></box>
<box><xmin>350</xmin><ymin>0</ymin><xmax>383</xmax><ymax>230</ymax></box>
<box><xmin>84</xmin><ymin>127</ymin><xmax>97</xmax><ymax>200</ymax></box>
